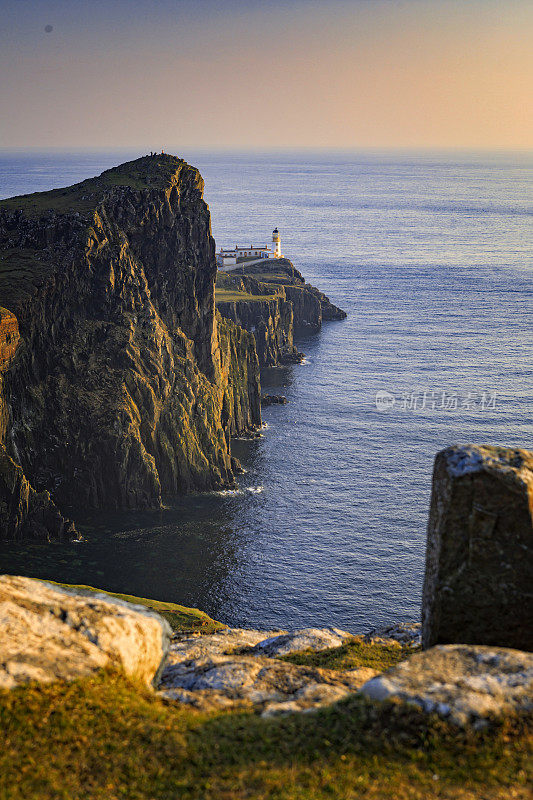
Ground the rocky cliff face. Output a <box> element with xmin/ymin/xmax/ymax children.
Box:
<box><xmin>0</xmin><ymin>155</ymin><xmax>261</xmax><ymax>537</ymax></box>
<box><xmin>216</xmin><ymin>258</ymin><xmax>346</xmax><ymax>367</ymax></box>
<box><xmin>216</xmin><ymin>274</ymin><xmax>298</xmax><ymax>367</ymax></box>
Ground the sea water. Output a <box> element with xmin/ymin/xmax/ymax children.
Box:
<box><xmin>0</xmin><ymin>149</ymin><xmax>532</xmax><ymax>631</ymax></box>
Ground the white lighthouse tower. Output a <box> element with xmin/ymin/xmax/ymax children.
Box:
<box><xmin>272</xmin><ymin>228</ymin><xmax>282</xmax><ymax>258</ymax></box>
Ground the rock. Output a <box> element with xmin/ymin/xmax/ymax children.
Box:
<box><xmin>166</xmin><ymin>627</ymin><xmax>287</xmax><ymax>662</ymax></box>
<box><xmin>158</xmin><ymin>626</ymin><xmax>375</xmax><ymax>715</ymax></box>
<box><xmin>422</xmin><ymin>445</ymin><xmax>533</xmax><ymax>650</ymax></box>
<box><xmin>230</xmin><ymin>456</ymin><xmax>245</xmax><ymax>475</ymax></box>
<box><xmin>0</xmin><ymin>575</ymin><xmax>171</xmax><ymax>689</ymax></box>
<box><xmin>261</xmin><ymin>700</ymin><xmax>303</xmax><ymax>717</ymax></box>
<box><xmin>304</xmin><ymin>284</ymin><xmax>347</xmax><ymax>321</ymax></box>
<box><xmin>261</xmin><ymin>394</ymin><xmax>288</xmax><ymax>406</ymax></box>
<box><xmin>0</xmin><ymin>155</ymin><xmax>262</xmax><ymax>532</ymax></box>
<box><xmin>216</xmin><ymin>281</ymin><xmax>298</xmax><ymax>368</ymax></box>
<box><xmin>216</xmin><ymin>257</ymin><xmax>346</xmax><ymax>368</ymax></box>
<box><xmin>0</xmin><ymin>448</ymin><xmax>78</xmax><ymax>541</ymax></box>
<box><xmin>359</xmin><ymin>643</ymin><xmax>533</xmax><ymax>727</ymax></box>
<box><xmin>249</xmin><ymin>627</ymin><xmax>353</xmax><ymax>657</ymax></box>
<box><xmin>280</xmin><ymin>350</ymin><xmax>305</xmax><ymax>365</ymax></box>
<box><xmin>364</xmin><ymin>622</ymin><xmax>421</xmax><ymax>649</ymax></box>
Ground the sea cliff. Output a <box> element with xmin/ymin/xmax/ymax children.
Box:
<box><xmin>216</xmin><ymin>258</ymin><xmax>346</xmax><ymax>368</ymax></box>
<box><xmin>0</xmin><ymin>155</ymin><xmax>261</xmax><ymax>538</ymax></box>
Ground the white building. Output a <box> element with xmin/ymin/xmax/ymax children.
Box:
<box><xmin>217</xmin><ymin>228</ymin><xmax>282</xmax><ymax>269</ymax></box>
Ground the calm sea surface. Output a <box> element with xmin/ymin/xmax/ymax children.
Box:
<box><xmin>0</xmin><ymin>150</ymin><xmax>532</xmax><ymax>631</ymax></box>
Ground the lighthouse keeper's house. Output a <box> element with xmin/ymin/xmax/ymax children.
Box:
<box><xmin>217</xmin><ymin>228</ymin><xmax>282</xmax><ymax>270</ymax></box>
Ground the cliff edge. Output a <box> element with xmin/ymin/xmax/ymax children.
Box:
<box><xmin>0</xmin><ymin>155</ymin><xmax>261</xmax><ymax>536</ymax></box>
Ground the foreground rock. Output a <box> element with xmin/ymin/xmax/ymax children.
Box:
<box><xmin>363</xmin><ymin>622</ymin><xmax>422</xmax><ymax>648</ymax></box>
<box><xmin>249</xmin><ymin>627</ymin><xmax>353</xmax><ymax>657</ymax></box>
<box><xmin>360</xmin><ymin>644</ymin><xmax>533</xmax><ymax>727</ymax></box>
<box><xmin>422</xmin><ymin>445</ymin><xmax>533</xmax><ymax>651</ymax></box>
<box><xmin>158</xmin><ymin>626</ymin><xmax>375</xmax><ymax>716</ymax></box>
<box><xmin>0</xmin><ymin>576</ymin><xmax>171</xmax><ymax>689</ymax></box>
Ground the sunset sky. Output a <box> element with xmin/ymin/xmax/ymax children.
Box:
<box><xmin>1</xmin><ymin>0</ymin><xmax>532</xmax><ymax>150</ymax></box>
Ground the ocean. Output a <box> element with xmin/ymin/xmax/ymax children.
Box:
<box><xmin>0</xmin><ymin>149</ymin><xmax>532</xmax><ymax>632</ymax></box>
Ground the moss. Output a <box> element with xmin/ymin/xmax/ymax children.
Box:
<box><xmin>46</xmin><ymin>581</ymin><xmax>224</xmax><ymax>633</ymax></box>
<box><xmin>281</xmin><ymin>637</ymin><xmax>417</xmax><ymax>672</ymax></box>
<box><xmin>0</xmin><ymin>670</ymin><xmax>529</xmax><ymax>800</ymax></box>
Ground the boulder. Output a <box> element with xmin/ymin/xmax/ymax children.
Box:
<box><xmin>422</xmin><ymin>445</ymin><xmax>533</xmax><ymax>650</ymax></box>
<box><xmin>158</xmin><ymin>626</ymin><xmax>375</xmax><ymax>715</ymax></box>
<box><xmin>261</xmin><ymin>394</ymin><xmax>288</xmax><ymax>407</ymax></box>
<box><xmin>249</xmin><ymin>627</ymin><xmax>353</xmax><ymax>657</ymax></box>
<box><xmin>363</xmin><ymin>622</ymin><xmax>421</xmax><ymax>648</ymax></box>
<box><xmin>360</xmin><ymin>643</ymin><xmax>533</xmax><ymax>727</ymax></box>
<box><xmin>0</xmin><ymin>576</ymin><xmax>171</xmax><ymax>689</ymax></box>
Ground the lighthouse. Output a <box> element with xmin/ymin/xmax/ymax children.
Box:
<box><xmin>216</xmin><ymin>229</ymin><xmax>283</xmax><ymax>268</ymax></box>
<box><xmin>272</xmin><ymin>228</ymin><xmax>282</xmax><ymax>258</ymax></box>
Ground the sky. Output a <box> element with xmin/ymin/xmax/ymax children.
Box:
<box><xmin>1</xmin><ymin>0</ymin><xmax>532</xmax><ymax>151</ymax></box>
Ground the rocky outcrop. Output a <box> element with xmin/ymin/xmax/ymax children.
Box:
<box><xmin>363</xmin><ymin>622</ymin><xmax>422</xmax><ymax>648</ymax></box>
<box><xmin>422</xmin><ymin>445</ymin><xmax>533</xmax><ymax>651</ymax></box>
<box><xmin>305</xmin><ymin>284</ymin><xmax>347</xmax><ymax>321</ymax></box>
<box><xmin>216</xmin><ymin>273</ymin><xmax>300</xmax><ymax>367</ymax></box>
<box><xmin>0</xmin><ymin>155</ymin><xmax>261</xmax><ymax>535</ymax></box>
<box><xmin>0</xmin><ymin>308</ymin><xmax>77</xmax><ymax>539</ymax></box>
<box><xmin>0</xmin><ymin>576</ymin><xmax>171</xmax><ymax>689</ymax></box>
<box><xmin>216</xmin><ymin>258</ymin><xmax>345</xmax><ymax>367</ymax></box>
<box><xmin>261</xmin><ymin>394</ymin><xmax>288</xmax><ymax>406</ymax></box>
<box><xmin>360</xmin><ymin>644</ymin><xmax>533</xmax><ymax>727</ymax></box>
<box><xmin>0</xmin><ymin>448</ymin><xmax>77</xmax><ymax>541</ymax></box>
<box><xmin>216</xmin><ymin>313</ymin><xmax>261</xmax><ymax>435</ymax></box>
<box><xmin>248</xmin><ymin>627</ymin><xmax>354</xmax><ymax>657</ymax></box>
<box><xmin>158</xmin><ymin>626</ymin><xmax>376</xmax><ymax>716</ymax></box>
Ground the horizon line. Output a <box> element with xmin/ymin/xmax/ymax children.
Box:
<box><xmin>1</xmin><ymin>145</ymin><xmax>533</xmax><ymax>156</ymax></box>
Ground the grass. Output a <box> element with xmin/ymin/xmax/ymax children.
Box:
<box><xmin>236</xmin><ymin>271</ymin><xmax>297</xmax><ymax>286</ymax></box>
<box><xmin>215</xmin><ymin>288</ymin><xmax>275</xmax><ymax>303</ymax></box>
<box><xmin>0</xmin><ymin>670</ymin><xmax>530</xmax><ymax>800</ymax></box>
<box><xmin>0</xmin><ymin>583</ymin><xmax>530</xmax><ymax>798</ymax></box>
<box><xmin>281</xmin><ymin>637</ymin><xmax>417</xmax><ymax>672</ymax></box>
<box><xmin>46</xmin><ymin>580</ymin><xmax>225</xmax><ymax>634</ymax></box>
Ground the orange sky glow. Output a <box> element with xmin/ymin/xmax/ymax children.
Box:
<box><xmin>1</xmin><ymin>0</ymin><xmax>532</xmax><ymax>150</ymax></box>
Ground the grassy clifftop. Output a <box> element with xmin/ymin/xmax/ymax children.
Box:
<box><xmin>0</xmin><ymin>155</ymin><xmax>200</xmax><ymax>312</ymax></box>
<box><xmin>46</xmin><ymin>581</ymin><xmax>225</xmax><ymax>634</ymax></box>
<box><xmin>0</xmin><ymin>154</ymin><xmax>190</xmax><ymax>217</ymax></box>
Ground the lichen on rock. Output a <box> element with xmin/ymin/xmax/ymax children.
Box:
<box><xmin>158</xmin><ymin>626</ymin><xmax>376</xmax><ymax>716</ymax></box>
<box><xmin>359</xmin><ymin>643</ymin><xmax>533</xmax><ymax>728</ymax></box>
